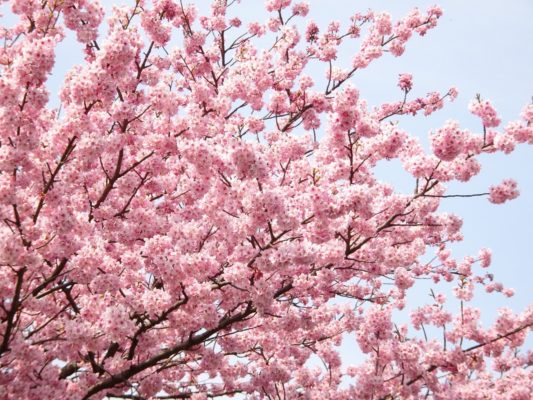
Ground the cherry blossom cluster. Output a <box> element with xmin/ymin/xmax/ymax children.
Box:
<box><xmin>469</xmin><ymin>97</ymin><xmax>501</xmax><ymax>128</ymax></box>
<box><xmin>489</xmin><ymin>179</ymin><xmax>520</xmax><ymax>204</ymax></box>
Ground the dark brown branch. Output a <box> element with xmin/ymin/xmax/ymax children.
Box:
<box><xmin>127</xmin><ymin>287</ymin><xmax>189</xmax><ymax>360</ymax></box>
<box><xmin>0</xmin><ymin>267</ymin><xmax>27</xmax><ymax>356</ymax></box>
<box><xmin>33</xmin><ymin>136</ymin><xmax>77</xmax><ymax>223</ymax></box>
<box><xmin>82</xmin><ymin>282</ymin><xmax>293</xmax><ymax>399</ymax></box>
<box><xmin>34</xmin><ymin>280</ymin><xmax>73</xmax><ymax>299</ymax></box>
<box><xmin>422</xmin><ymin>193</ymin><xmax>489</xmax><ymax>199</ymax></box>
<box><xmin>31</xmin><ymin>258</ymin><xmax>68</xmax><ymax>297</ymax></box>
<box><xmin>90</xmin><ymin>150</ymin><xmax>154</xmax><ymax>221</ymax></box>
<box><xmin>11</xmin><ymin>204</ymin><xmax>31</xmax><ymax>247</ymax></box>
<box><xmin>136</xmin><ymin>41</ymin><xmax>155</xmax><ymax>80</ymax></box>
<box><xmin>280</xmin><ymin>104</ymin><xmax>313</xmax><ymax>132</ymax></box>
<box><xmin>114</xmin><ymin>172</ymin><xmax>150</xmax><ymax>218</ymax></box>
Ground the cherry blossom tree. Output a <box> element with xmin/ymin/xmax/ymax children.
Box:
<box><xmin>0</xmin><ymin>1</ymin><xmax>532</xmax><ymax>399</ymax></box>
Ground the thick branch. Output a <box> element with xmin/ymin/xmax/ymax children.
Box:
<box><xmin>82</xmin><ymin>282</ymin><xmax>293</xmax><ymax>399</ymax></box>
<box><xmin>31</xmin><ymin>258</ymin><xmax>68</xmax><ymax>297</ymax></box>
<box><xmin>89</xmin><ymin>150</ymin><xmax>154</xmax><ymax>221</ymax></box>
<box><xmin>0</xmin><ymin>267</ymin><xmax>27</xmax><ymax>357</ymax></box>
<box><xmin>127</xmin><ymin>288</ymin><xmax>189</xmax><ymax>360</ymax></box>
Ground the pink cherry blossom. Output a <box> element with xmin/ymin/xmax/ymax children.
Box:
<box><xmin>469</xmin><ymin>97</ymin><xmax>501</xmax><ymax>127</ymax></box>
<box><xmin>397</xmin><ymin>73</ymin><xmax>413</xmax><ymax>91</ymax></box>
<box><xmin>292</xmin><ymin>2</ymin><xmax>310</xmax><ymax>17</ymax></box>
<box><xmin>430</xmin><ymin>120</ymin><xmax>469</xmax><ymax>161</ymax></box>
<box><xmin>489</xmin><ymin>179</ymin><xmax>520</xmax><ymax>204</ymax></box>
<box><xmin>0</xmin><ymin>1</ymin><xmax>531</xmax><ymax>399</ymax></box>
